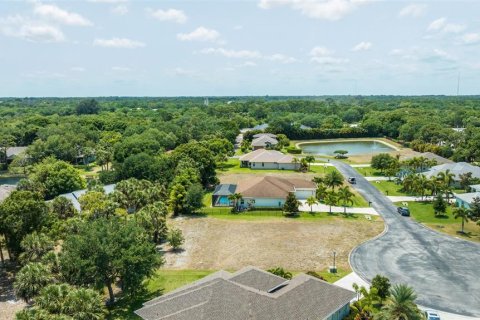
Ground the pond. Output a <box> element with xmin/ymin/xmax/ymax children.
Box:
<box><xmin>0</xmin><ymin>176</ymin><xmax>24</xmax><ymax>186</ymax></box>
<box><xmin>299</xmin><ymin>140</ymin><xmax>395</xmax><ymax>156</ymax></box>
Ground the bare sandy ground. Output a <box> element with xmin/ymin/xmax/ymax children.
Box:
<box><xmin>162</xmin><ymin>217</ymin><xmax>384</xmax><ymax>272</ymax></box>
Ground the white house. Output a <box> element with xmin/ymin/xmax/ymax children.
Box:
<box><xmin>212</xmin><ymin>176</ymin><xmax>316</xmax><ymax>209</ymax></box>
<box><xmin>455</xmin><ymin>184</ymin><xmax>480</xmax><ymax>209</ymax></box>
<box><xmin>239</xmin><ymin>149</ymin><xmax>299</xmax><ymax>170</ymax></box>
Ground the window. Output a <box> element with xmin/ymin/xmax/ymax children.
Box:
<box><xmin>262</xmin><ymin>162</ymin><xmax>264</xmax><ymax>167</ymax></box>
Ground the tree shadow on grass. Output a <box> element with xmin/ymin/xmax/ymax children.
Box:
<box><xmin>107</xmin><ymin>287</ymin><xmax>164</xmax><ymax>320</ymax></box>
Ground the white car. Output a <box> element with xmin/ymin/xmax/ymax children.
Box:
<box><xmin>424</xmin><ymin>310</ymin><xmax>441</xmax><ymax>320</ymax></box>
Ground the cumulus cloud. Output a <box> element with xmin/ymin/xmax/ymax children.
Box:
<box><xmin>112</xmin><ymin>5</ymin><xmax>128</xmax><ymax>15</ymax></box>
<box><xmin>352</xmin><ymin>41</ymin><xmax>372</xmax><ymax>51</ymax></box>
<box><xmin>199</xmin><ymin>47</ymin><xmax>261</xmax><ymax>59</ymax></box>
<box><xmin>150</xmin><ymin>8</ymin><xmax>187</xmax><ymax>23</ymax></box>
<box><xmin>0</xmin><ymin>15</ymin><xmax>65</xmax><ymax>42</ymax></box>
<box><xmin>87</xmin><ymin>0</ymin><xmax>127</xmax><ymax>3</ymax></box>
<box><xmin>93</xmin><ymin>37</ymin><xmax>145</xmax><ymax>48</ymax></box>
<box><xmin>309</xmin><ymin>46</ymin><xmax>348</xmax><ymax>65</ymax></box>
<box><xmin>177</xmin><ymin>27</ymin><xmax>220</xmax><ymax>41</ymax></box>
<box><xmin>258</xmin><ymin>0</ymin><xmax>369</xmax><ymax>21</ymax></box>
<box><xmin>266</xmin><ymin>53</ymin><xmax>298</xmax><ymax>63</ymax></box>
<box><xmin>427</xmin><ymin>17</ymin><xmax>466</xmax><ymax>34</ymax></box>
<box><xmin>33</xmin><ymin>3</ymin><xmax>92</xmax><ymax>26</ymax></box>
<box><xmin>398</xmin><ymin>4</ymin><xmax>426</xmax><ymax>18</ymax></box>
<box><xmin>461</xmin><ymin>33</ymin><xmax>480</xmax><ymax>45</ymax></box>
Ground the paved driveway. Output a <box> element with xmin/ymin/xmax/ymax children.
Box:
<box><xmin>332</xmin><ymin>160</ymin><xmax>480</xmax><ymax>317</ymax></box>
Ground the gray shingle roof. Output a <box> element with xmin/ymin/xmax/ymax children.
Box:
<box><xmin>57</xmin><ymin>184</ymin><xmax>116</xmax><ymax>211</ymax></box>
<box><xmin>135</xmin><ymin>266</ymin><xmax>355</xmax><ymax>320</ymax></box>
<box><xmin>212</xmin><ymin>184</ymin><xmax>237</xmax><ymax>196</ymax></box>
<box><xmin>251</xmin><ymin>136</ymin><xmax>278</xmax><ymax>147</ymax></box>
<box><xmin>6</xmin><ymin>147</ymin><xmax>27</xmax><ymax>159</ymax></box>
<box><xmin>425</xmin><ymin>162</ymin><xmax>480</xmax><ymax>180</ymax></box>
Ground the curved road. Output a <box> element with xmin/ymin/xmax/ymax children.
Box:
<box><xmin>331</xmin><ymin>160</ymin><xmax>480</xmax><ymax>317</ymax></box>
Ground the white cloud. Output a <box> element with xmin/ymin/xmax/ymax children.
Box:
<box><xmin>309</xmin><ymin>45</ymin><xmax>348</xmax><ymax>65</ymax></box>
<box><xmin>428</xmin><ymin>17</ymin><xmax>446</xmax><ymax>31</ymax></box>
<box><xmin>309</xmin><ymin>46</ymin><xmax>333</xmax><ymax>56</ymax></box>
<box><xmin>112</xmin><ymin>5</ymin><xmax>128</xmax><ymax>15</ymax></box>
<box><xmin>427</xmin><ymin>18</ymin><xmax>465</xmax><ymax>34</ymax></box>
<box><xmin>150</xmin><ymin>8</ymin><xmax>187</xmax><ymax>24</ymax></box>
<box><xmin>266</xmin><ymin>53</ymin><xmax>298</xmax><ymax>63</ymax></box>
<box><xmin>112</xmin><ymin>66</ymin><xmax>131</xmax><ymax>72</ymax></box>
<box><xmin>93</xmin><ymin>38</ymin><xmax>145</xmax><ymax>48</ymax></box>
<box><xmin>71</xmin><ymin>67</ymin><xmax>85</xmax><ymax>72</ymax></box>
<box><xmin>177</xmin><ymin>27</ymin><xmax>220</xmax><ymax>42</ymax></box>
<box><xmin>398</xmin><ymin>4</ymin><xmax>426</xmax><ymax>18</ymax></box>
<box><xmin>234</xmin><ymin>25</ymin><xmax>243</xmax><ymax>30</ymax></box>
<box><xmin>258</xmin><ymin>0</ymin><xmax>369</xmax><ymax>21</ymax></box>
<box><xmin>461</xmin><ymin>33</ymin><xmax>480</xmax><ymax>44</ymax></box>
<box><xmin>88</xmin><ymin>0</ymin><xmax>127</xmax><ymax>3</ymax></box>
<box><xmin>199</xmin><ymin>47</ymin><xmax>261</xmax><ymax>59</ymax></box>
<box><xmin>352</xmin><ymin>41</ymin><xmax>372</xmax><ymax>51</ymax></box>
<box><xmin>0</xmin><ymin>15</ymin><xmax>65</xmax><ymax>42</ymax></box>
<box><xmin>33</xmin><ymin>3</ymin><xmax>92</xmax><ymax>26</ymax></box>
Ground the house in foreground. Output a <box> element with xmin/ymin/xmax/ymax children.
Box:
<box><xmin>455</xmin><ymin>184</ymin><xmax>480</xmax><ymax>209</ymax></box>
<box><xmin>239</xmin><ymin>149</ymin><xmax>299</xmax><ymax>170</ymax></box>
<box><xmin>212</xmin><ymin>176</ymin><xmax>316</xmax><ymax>208</ymax></box>
<box><xmin>135</xmin><ymin>266</ymin><xmax>355</xmax><ymax>320</ymax></box>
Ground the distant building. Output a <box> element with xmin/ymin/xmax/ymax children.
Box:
<box><xmin>455</xmin><ymin>190</ymin><xmax>480</xmax><ymax>209</ymax></box>
<box><xmin>5</xmin><ymin>147</ymin><xmax>28</xmax><ymax>163</ymax></box>
<box><xmin>425</xmin><ymin>162</ymin><xmax>480</xmax><ymax>186</ymax></box>
<box><xmin>402</xmin><ymin>152</ymin><xmax>454</xmax><ymax>168</ymax></box>
<box><xmin>57</xmin><ymin>184</ymin><xmax>116</xmax><ymax>211</ymax></box>
<box><xmin>135</xmin><ymin>266</ymin><xmax>354</xmax><ymax>320</ymax></box>
<box><xmin>212</xmin><ymin>176</ymin><xmax>316</xmax><ymax>208</ymax></box>
<box><xmin>251</xmin><ymin>134</ymin><xmax>278</xmax><ymax>150</ymax></box>
<box><xmin>239</xmin><ymin>149</ymin><xmax>298</xmax><ymax>170</ymax></box>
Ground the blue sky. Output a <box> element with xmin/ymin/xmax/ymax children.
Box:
<box><xmin>1</xmin><ymin>0</ymin><xmax>479</xmax><ymax>97</ymax></box>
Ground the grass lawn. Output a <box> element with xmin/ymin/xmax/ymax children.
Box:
<box><xmin>217</xmin><ymin>158</ymin><xmax>338</xmax><ymax>175</ymax></box>
<box><xmin>406</xmin><ymin>201</ymin><xmax>480</xmax><ymax>242</ymax></box>
<box><xmin>372</xmin><ymin>180</ymin><xmax>409</xmax><ymax>196</ymax></box>
<box><xmin>108</xmin><ymin>267</ymin><xmax>351</xmax><ymax>319</ymax></box>
<box><xmin>354</xmin><ymin>167</ymin><xmax>385</xmax><ymax>177</ymax></box>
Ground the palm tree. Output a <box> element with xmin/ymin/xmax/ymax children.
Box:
<box><xmin>413</xmin><ymin>174</ymin><xmax>429</xmax><ymax>200</ymax></box>
<box><xmin>305</xmin><ymin>155</ymin><xmax>316</xmax><ymax>171</ymax></box>
<box><xmin>402</xmin><ymin>174</ymin><xmax>415</xmax><ymax>194</ymax></box>
<box><xmin>428</xmin><ymin>176</ymin><xmax>441</xmax><ymax>196</ymax></box>
<box><xmin>315</xmin><ymin>184</ymin><xmax>328</xmax><ymax>203</ymax></box>
<box><xmin>312</xmin><ymin>176</ymin><xmax>324</xmax><ymax>185</ymax></box>
<box><xmin>453</xmin><ymin>207</ymin><xmax>470</xmax><ymax>234</ymax></box>
<box><xmin>325</xmin><ymin>170</ymin><xmax>344</xmax><ymax>190</ymax></box>
<box><xmin>306</xmin><ymin>196</ymin><xmax>318</xmax><ymax>213</ymax></box>
<box><xmin>63</xmin><ymin>287</ymin><xmax>106</xmax><ymax>320</ymax></box>
<box><xmin>228</xmin><ymin>193</ymin><xmax>243</xmax><ymax>212</ymax></box>
<box><xmin>18</xmin><ymin>232</ymin><xmax>54</xmax><ymax>265</ymax></box>
<box><xmin>324</xmin><ymin>191</ymin><xmax>338</xmax><ymax>215</ymax></box>
<box><xmin>337</xmin><ymin>186</ymin><xmax>354</xmax><ymax>214</ymax></box>
<box><xmin>437</xmin><ymin>169</ymin><xmax>456</xmax><ymax>201</ymax></box>
<box><xmin>376</xmin><ymin>284</ymin><xmax>424</xmax><ymax>320</ymax></box>
<box><xmin>14</xmin><ymin>262</ymin><xmax>53</xmax><ymax>303</ymax></box>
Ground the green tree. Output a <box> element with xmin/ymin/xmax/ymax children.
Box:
<box><xmin>138</xmin><ymin>201</ymin><xmax>168</xmax><ymax>244</ymax></box>
<box><xmin>371</xmin><ymin>153</ymin><xmax>396</xmax><ymax>174</ymax></box>
<box><xmin>306</xmin><ymin>196</ymin><xmax>318</xmax><ymax>213</ymax></box>
<box><xmin>167</xmin><ymin>228</ymin><xmax>185</xmax><ymax>251</ymax></box>
<box><xmin>0</xmin><ymin>133</ymin><xmax>15</xmax><ymax>165</ymax></box>
<box><xmin>18</xmin><ymin>232</ymin><xmax>54</xmax><ymax>265</ymax></box>
<box><xmin>324</xmin><ymin>191</ymin><xmax>338</xmax><ymax>214</ymax></box>
<box><xmin>59</xmin><ymin>218</ymin><xmax>161</xmax><ymax>304</ymax></box>
<box><xmin>437</xmin><ymin>169</ymin><xmax>455</xmax><ymax>201</ymax></box>
<box><xmin>315</xmin><ymin>184</ymin><xmax>328</xmax><ymax>202</ymax></box>
<box><xmin>325</xmin><ymin>170</ymin><xmax>344</xmax><ymax>190</ymax></box>
<box><xmin>371</xmin><ymin>274</ymin><xmax>391</xmax><ymax>300</ymax></box>
<box><xmin>333</xmin><ymin>150</ymin><xmax>348</xmax><ymax>159</ymax></box>
<box><xmin>30</xmin><ymin>157</ymin><xmax>86</xmax><ymax>199</ymax></box>
<box><xmin>376</xmin><ymin>284</ymin><xmax>424</xmax><ymax>320</ymax></box>
<box><xmin>17</xmin><ymin>283</ymin><xmax>106</xmax><ymax>320</ymax></box>
<box><xmin>468</xmin><ymin>197</ymin><xmax>480</xmax><ymax>222</ymax></box>
<box><xmin>172</xmin><ymin>141</ymin><xmax>217</xmax><ymax>186</ymax></box>
<box><xmin>78</xmin><ymin>191</ymin><xmax>117</xmax><ymax>219</ymax></box>
<box><xmin>453</xmin><ymin>207</ymin><xmax>470</xmax><ymax>234</ymax></box>
<box><xmin>283</xmin><ymin>192</ymin><xmax>300</xmax><ymax>215</ymax></box>
<box><xmin>76</xmin><ymin>99</ymin><xmax>100</xmax><ymax>115</ymax></box>
<box><xmin>51</xmin><ymin>196</ymin><xmax>77</xmax><ymax>220</ymax></box>
<box><xmin>228</xmin><ymin>193</ymin><xmax>243</xmax><ymax>212</ymax></box>
<box><xmin>267</xmin><ymin>267</ymin><xmax>292</xmax><ymax>280</ymax></box>
<box><xmin>14</xmin><ymin>262</ymin><xmax>53</xmax><ymax>303</ymax></box>
<box><xmin>0</xmin><ymin>191</ymin><xmax>50</xmax><ymax>259</ymax></box>
<box><xmin>337</xmin><ymin>186</ymin><xmax>354</xmax><ymax>214</ymax></box>
<box><xmin>432</xmin><ymin>194</ymin><xmax>447</xmax><ymax>217</ymax></box>
<box><xmin>184</xmin><ymin>183</ymin><xmax>204</xmax><ymax>214</ymax></box>
<box><xmin>304</xmin><ymin>155</ymin><xmax>316</xmax><ymax>170</ymax></box>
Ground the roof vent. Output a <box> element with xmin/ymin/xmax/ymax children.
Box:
<box><xmin>267</xmin><ymin>281</ymin><xmax>289</xmax><ymax>293</ymax></box>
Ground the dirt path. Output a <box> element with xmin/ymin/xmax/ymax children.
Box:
<box><xmin>162</xmin><ymin>217</ymin><xmax>383</xmax><ymax>272</ymax></box>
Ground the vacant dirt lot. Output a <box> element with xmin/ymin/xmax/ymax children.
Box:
<box><xmin>162</xmin><ymin>217</ymin><xmax>384</xmax><ymax>272</ymax></box>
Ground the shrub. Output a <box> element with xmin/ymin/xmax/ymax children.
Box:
<box><xmin>286</xmin><ymin>147</ymin><xmax>302</xmax><ymax>154</ymax></box>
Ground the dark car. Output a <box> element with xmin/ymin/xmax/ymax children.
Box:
<box><xmin>397</xmin><ymin>207</ymin><xmax>410</xmax><ymax>216</ymax></box>
<box><xmin>348</xmin><ymin>177</ymin><xmax>356</xmax><ymax>184</ymax></box>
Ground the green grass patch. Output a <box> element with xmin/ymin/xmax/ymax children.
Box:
<box><xmin>372</xmin><ymin>181</ymin><xmax>409</xmax><ymax>196</ymax></box>
<box><xmin>108</xmin><ymin>270</ymin><xmax>214</xmax><ymax>320</ymax></box>
<box><xmin>354</xmin><ymin>166</ymin><xmax>385</xmax><ymax>177</ymax></box>
<box><xmin>406</xmin><ymin>201</ymin><xmax>480</xmax><ymax>242</ymax></box>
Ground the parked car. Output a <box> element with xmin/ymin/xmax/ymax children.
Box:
<box><xmin>348</xmin><ymin>177</ymin><xmax>356</xmax><ymax>184</ymax></box>
<box><xmin>397</xmin><ymin>207</ymin><xmax>410</xmax><ymax>216</ymax></box>
<box><xmin>424</xmin><ymin>310</ymin><xmax>441</xmax><ymax>320</ymax></box>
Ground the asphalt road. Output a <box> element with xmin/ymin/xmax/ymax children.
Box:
<box><xmin>331</xmin><ymin>160</ymin><xmax>480</xmax><ymax>317</ymax></box>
